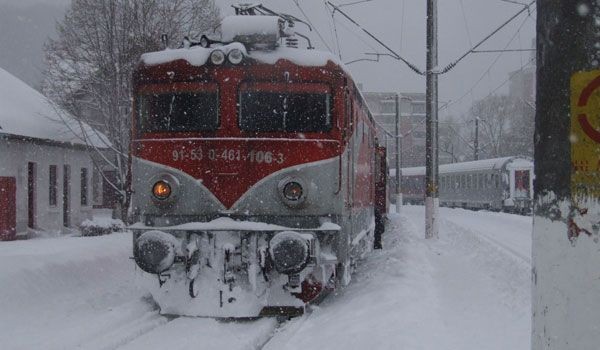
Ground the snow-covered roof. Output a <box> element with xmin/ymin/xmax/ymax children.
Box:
<box><xmin>141</xmin><ymin>42</ymin><xmax>342</xmax><ymax>70</ymax></box>
<box><xmin>0</xmin><ymin>67</ymin><xmax>109</xmax><ymax>148</ymax></box>
<box><xmin>391</xmin><ymin>157</ymin><xmax>533</xmax><ymax>177</ymax></box>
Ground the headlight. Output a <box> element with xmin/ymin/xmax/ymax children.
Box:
<box><xmin>134</xmin><ymin>230</ymin><xmax>176</xmax><ymax>274</ymax></box>
<box><xmin>283</xmin><ymin>181</ymin><xmax>303</xmax><ymax>201</ymax></box>
<box><xmin>227</xmin><ymin>48</ymin><xmax>244</xmax><ymax>64</ymax></box>
<box><xmin>152</xmin><ymin>180</ymin><xmax>171</xmax><ymax>200</ymax></box>
<box><xmin>210</xmin><ymin>49</ymin><xmax>225</xmax><ymax>65</ymax></box>
<box><xmin>269</xmin><ymin>231</ymin><xmax>309</xmax><ymax>275</ymax></box>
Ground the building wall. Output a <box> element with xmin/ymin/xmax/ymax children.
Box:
<box><xmin>0</xmin><ymin>138</ymin><xmax>93</xmax><ymax>235</ymax></box>
<box><xmin>364</xmin><ymin>91</ymin><xmax>426</xmax><ymax>168</ymax></box>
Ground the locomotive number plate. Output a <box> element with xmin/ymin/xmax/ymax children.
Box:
<box><xmin>172</xmin><ymin>147</ymin><xmax>285</xmax><ymax>165</ymax></box>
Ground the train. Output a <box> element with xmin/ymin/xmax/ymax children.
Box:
<box><xmin>398</xmin><ymin>157</ymin><xmax>533</xmax><ymax>213</ymax></box>
<box><xmin>128</xmin><ymin>7</ymin><xmax>387</xmax><ymax>318</ymax></box>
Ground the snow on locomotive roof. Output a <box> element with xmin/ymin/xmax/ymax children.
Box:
<box><xmin>0</xmin><ymin>67</ymin><xmax>109</xmax><ymax>147</ymax></box>
<box><xmin>221</xmin><ymin>15</ymin><xmax>281</xmax><ymax>43</ymax></box>
<box><xmin>393</xmin><ymin>157</ymin><xmax>533</xmax><ymax>177</ymax></box>
<box><xmin>141</xmin><ymin>42</ymin><xmax>342</xmax><ymax>69</ymax></box>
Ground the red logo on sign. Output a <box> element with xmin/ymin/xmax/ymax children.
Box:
<box><xmin>577</xmin><ymin>75</ymin><xmax>600</xmax><ymax>143</ymax></box>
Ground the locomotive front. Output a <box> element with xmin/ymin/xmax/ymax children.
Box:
<box><xmin>128</xmin><ymin>16</ymin><xmax>358</xmax><ymax>317</ymax></box>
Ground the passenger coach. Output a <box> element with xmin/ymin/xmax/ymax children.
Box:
<box><xmin>400</xmin><ymin>157</ymin><xmax>533</xmax><ymax>213</ymax></box>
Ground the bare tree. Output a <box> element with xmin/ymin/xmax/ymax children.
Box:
<box><xmin>43</xmin><ymin>0</ymin><xmax>220</xmax><ymax>220</ymax></box>
<box><xmin>466</xmin><ymin>94</ymin><xmax>532</xmax><ymax>159</ymax></box>
<box><xmin>439</xmin><ymin>115</ymin><xmax>466</xmax><ymax>163</ymax></box>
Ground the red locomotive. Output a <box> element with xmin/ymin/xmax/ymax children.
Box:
<box><xmin>129</xmin><ymin>8</ymin><xmax>387</xmax><ymax>317</ymax></box>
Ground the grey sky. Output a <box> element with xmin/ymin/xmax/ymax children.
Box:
<box><xmin>217</xmin><ymin>0</ymin><xmax>536</xmax><ymax>118</ymax></box>
<box><xmin>0</xmin><ymin>0</ymin><xmax>536</xmax><ymax>117</ymax></box>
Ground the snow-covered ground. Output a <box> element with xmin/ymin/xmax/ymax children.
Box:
<box><xmin>0</xmin><ymin>206</ymin><xmax>531</xmax><ymax>350</ymax></box>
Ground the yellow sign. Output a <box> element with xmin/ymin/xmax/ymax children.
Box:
<box><xmin>571</xmin><ymin>70</ymin><xmax>600</xmax><ymax>199</ymax></box>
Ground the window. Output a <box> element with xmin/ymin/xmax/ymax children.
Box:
<box><xmin>81</xmin><ymin>168</ymin><xmax>88</xmax><ymax>206</ymax></box>
<box><xmin>412</xmin><ymin>103</ymin><xmax>426</xmax><ymax>114</ymax></box>
<box><xmin>138</xmin><ymin>91</ymin><xmax>219</xmax><ymax>133</ymax></box>
<box><xmin>49</xmin><ymin>165</ymin><xmax>57</xmax><ymax>206</ymax></box>
<box><xmin>239</xmin><ymin>91</ymin><xmax>331</xmax><ymax>132</ymax></box>
<box><xmin>478</xmin><ymin>174</ymin><xmax>483</xmax><ymax>189</ymax></box>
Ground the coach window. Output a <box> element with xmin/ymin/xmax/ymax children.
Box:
<box><xmin>478</xmin><ymin>174</ymin><xmax>483</xmax><ymax>189</ymax></box>
<box><xmin>138</xmin><ymin>90</ymin><xmax>219</xmax><ymax>133</ymax></box>
<box><xmin>239</xmin><ymin>84</ymin><xmax>331</xmax><ymax>133</ymax></box>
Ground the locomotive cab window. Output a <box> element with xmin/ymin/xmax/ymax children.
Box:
<box><xmin>239</xmin><ymin>83</ymin><xmax>331</xmax><ymax>133</ymax></box>
<box><xmin>137</xmin><ymin>89</ymin><xmax>219</xmax><ymax>134</ymax></box>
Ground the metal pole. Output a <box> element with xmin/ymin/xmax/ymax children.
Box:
<box><xmin>395</xmin><ymin>93</ymin><xmax>402</xmax><ymax>213</ymax></box>
<box><xmin>425</xmin><ymin>0</ymin><xmax>438</xmax><ymax>239</ymax></box>
<box><xmin>474</xmin><ymin>117</ymin><xmax>479</xmax><ymax>160</ymax></box>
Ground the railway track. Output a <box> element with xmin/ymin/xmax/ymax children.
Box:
<box><xmin>75</xmin><ymin>309</ymin><xmax>278</xmax><ymax>350</ymax></box>
<box><xmin>71</xmin><ymin>296</ymin><xmax>312</xmax><ymax>350</ymax></box>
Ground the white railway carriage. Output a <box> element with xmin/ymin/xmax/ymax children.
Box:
<box><xmin>399</xmin><ymin>157</ymin><xmax>534</xmax><ymax>213</ymax></box>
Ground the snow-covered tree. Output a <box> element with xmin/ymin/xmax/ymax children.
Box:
<box><xmin>42</xmin><ymin>0</ymin><xmax>220</xmax><ymax>219</ymax></box>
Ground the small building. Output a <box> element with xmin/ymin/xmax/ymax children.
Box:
<box><xmin>0</xmin><ymin>67</ymin><xmax>108</xmax><ymax>240</ymax></box>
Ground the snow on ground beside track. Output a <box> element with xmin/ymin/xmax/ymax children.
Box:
<box><xmin>0</xmin><ymin>232</ymin><xmax>164</xmax><ymax>350</ymax></box>
<box><xmin>437</xmin><ymin>206</ymin><xmax>532</xmax><ymax>263</ymax></box>
<box><xmin>0</xmin><ymin>207</ymin><xmax>531</xmax><ymax>350</ymax></box>
<box><xmin>0</xmin><ymin>232</ymin><xmax>278</xmax><ymax>350</ymax></box>
<box><xmin>265</xmin><ymin>206</ymin><xmax>531</xmax><ymax>350</ymax></box>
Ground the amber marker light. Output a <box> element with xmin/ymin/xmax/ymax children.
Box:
<box><xmin>152</xmin><ymin>180</ymin><xmax>171</xmax><ymax>200</ymax></box>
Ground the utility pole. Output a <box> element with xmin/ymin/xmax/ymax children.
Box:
<box><xmin>533</xmin><ymin>2</ymin><xmax>600</xmax><ymax>349</ymax></box>
<box><xmin>425</xmin><ymin>0</ymin><xmax>438</xmax><ymax>239</ymax></box>
<box><xmin>474</xmin><ymin>117</ymin><xmax>479</xmax><ymax>160</ymax></box>
<box><xmin>395</xmin><ymin>93</ymin><xmax>402</xmax><ymax>213</ymax></box>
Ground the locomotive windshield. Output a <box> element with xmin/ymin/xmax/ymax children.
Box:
<box><xmin>137</xmin><ymin>91</ymin><xmax>219</xmax><ymax>133</ymax></box>
<box><xmin>239</xmin><ymin>91</ymin><xmax>331</xmax><ymax>132</ymax></box>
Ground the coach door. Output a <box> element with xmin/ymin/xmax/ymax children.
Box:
<box><xmin>0</xmin><ymin>177</ymin><xmax>16</xmax><ymax>240</ymax></box>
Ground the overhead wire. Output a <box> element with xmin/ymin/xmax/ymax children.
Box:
<box><xmin>322</xmin><ymin>1</ymin><xmax>340</xmax><ymax>57</ymax></box>
<box><xmin>481</xmin><ymin>56</ymin><xmax>536</xmax><ymax>102</ymax></box>
<box><xmin>327</xmin><ymin>0</ymin><xmax>535</xmax><ymax>76</ymax></box>
<box><xmin>332</xmin><ymin>12</ymin><xmax>381</xmax><ymax>54</ymax></box>
<box><xmin>440</xmin><ymin>8</ymin><xmax>535</xmax><ymax>113</ymax></box>
<box><xmin>436</xmin><ymin>0</ymin><xmax>535</xmax><ymax>74</ymax></box>
<box><xmin>399</xmin><ymin>0</ymin><xmax>405</xmax><ymax>52</ymax></box>
<box><xmin>326</xmin><ymin>1</ymin><xmax>425</xmax><ymax>75</ymax></box>
<box><xmin>331</xmin><ymin>9</ymin><xmax>344</xmax><ymax>59</ymax></box>
<box><xmin>290</xmin><ymin>0</ymin><xmax>334</xmax><ymax>52</ymax></box>
<box><xmin>459</xmin><ymin>0</ymin><xmax>473</xmax><ymax>47</ymax></box>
